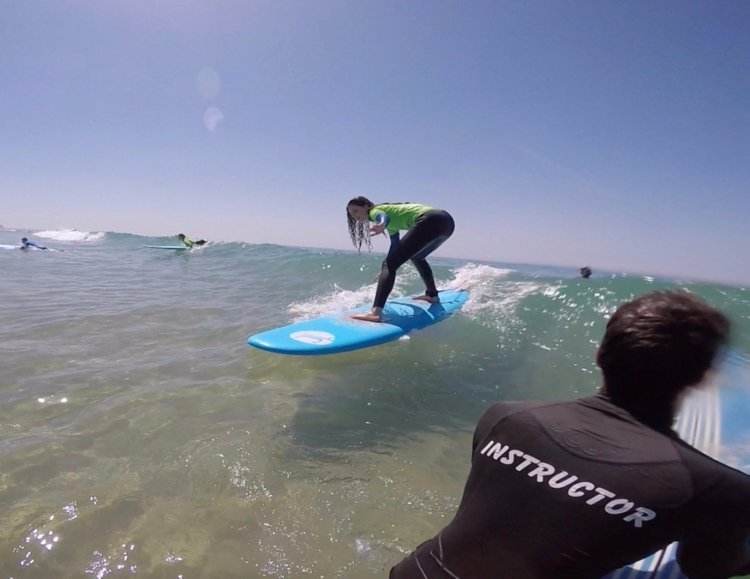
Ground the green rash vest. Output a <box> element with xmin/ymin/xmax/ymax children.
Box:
<box><xmin>368</xmin><ymin>203</ymin><xmax>435</xmax><ymax>236</ymax></box>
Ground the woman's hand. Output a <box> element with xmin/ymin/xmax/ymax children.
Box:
<box><xmin>369</xmin><ymin>223</ymin><xmax>386</xmax><ymax>235</ymax></box>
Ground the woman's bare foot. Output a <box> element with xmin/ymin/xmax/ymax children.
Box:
<box><xmin>351</xmin><ymin>307</ymin><xmax>383</xmax><ymax>322</ymax></box>
<box><xmin>413</xmin><ymin>294</ymin><xmax>439</xmax><ymax>304</ymax></box>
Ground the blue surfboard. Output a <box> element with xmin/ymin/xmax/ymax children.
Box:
<box><xmin>602</xmin><ymin>353</ymin><xmax>750</xmax><ymax>578</ymax></box>
<box><xmin>248</xmin><ymin>289</ymin><xmax>469</xmax><ymax>355</ymax></box>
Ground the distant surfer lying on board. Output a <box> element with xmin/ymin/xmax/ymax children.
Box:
<box><xmin>177</xmin><ymin>234</ymin><xmax>206</xmax><ymax>248</ymax></box>
<box><xmin>20</xmin><ymin>237</ymin><xmax>47</xmax><ymax>250</ymax></box>
<box><xmin>391</xmin><ymin>291</ymin><xmax>750</xmax><ymax>579</ymax></box>
<box><xmin>346</xmin><ymin>197</ymin><xmax>455</xmax><ymax>322</ymax></box>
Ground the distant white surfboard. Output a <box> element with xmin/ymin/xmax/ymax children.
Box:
<box><xmin>2</xmin><ymin>244</ymin><xmax>55</xmax><ymax>251</ymax></box>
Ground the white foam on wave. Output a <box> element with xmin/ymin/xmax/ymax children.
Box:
<box><xmin>34</xmin><ymin>229</ymin><xmax>105</xmax><ymax>242</ymax></box>
<box><xmin>285</xmin><ymin>262</ymin><xmax>542</xmax><ymax>328</ymax></box>
<box><xmin>447</xmin><ymin>263</ymin><xmax>543</xmax><ymax>331</ymax></box>
<box><xmin>286</xmin><ymin>262</ymin><xmax>534</xmax><ymax>329</ymax></box>
<box><xmin>444</xmin><ymin>263</ymin><xmax>513</xmax><ymax>292</ymax></box>
<box><xmin>287</xmin><ymin>277</ymin><xmax>410</xmax><ymax>323</ymax></box>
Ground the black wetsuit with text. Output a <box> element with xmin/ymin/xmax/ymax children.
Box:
<box><xmin>390</xmin><ymin>394</ymin><xmax>750</xmax><ymax>579</ymax></box>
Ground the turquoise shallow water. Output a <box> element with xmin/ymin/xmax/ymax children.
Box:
<box><xmin>1</xmin><ymin>229</ymin><xmax>749</xmax><ymax>577</ymax></box>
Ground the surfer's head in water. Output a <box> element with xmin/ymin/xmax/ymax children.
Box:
<box><xmin>346</xmin><ymin>196</ymin><xmax>375</xmax><ymax>253</ymax></box>
<box><xmin>597</xmin><ymin>290</ymin><xmax>729</xmax><ymax>428</ymax></box>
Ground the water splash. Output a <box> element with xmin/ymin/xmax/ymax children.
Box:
<box><xmin>34</xmin><ymin>229</ymin><xmax>106</xmax><ymax>242</ymax></box>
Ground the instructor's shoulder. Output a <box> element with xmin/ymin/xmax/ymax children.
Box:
<box><xmin>477</xmin><ymin>400</ymin><xmax>545</xmax><ymax>427</ymax></box>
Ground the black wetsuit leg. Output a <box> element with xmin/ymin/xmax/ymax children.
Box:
<box><xmin>373</xmin><ymin>210</ymin><xmax>455</xmax><ymax>308</ymax></box>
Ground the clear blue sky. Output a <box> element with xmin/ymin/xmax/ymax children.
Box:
<box><xmin>2</xmin><ymin>1</ymin><xmax>749</xmax><ymax>285</ymax></box>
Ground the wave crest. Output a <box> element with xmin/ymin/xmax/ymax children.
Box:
<box><xmin>34</xmin><ymin>229</ymin><xmax>106</xmax><ymax>242</ymax></box>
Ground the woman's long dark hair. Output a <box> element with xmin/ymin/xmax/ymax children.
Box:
<box><xmin>346</xmin><ymin>196</ymin><xmax>374</xmax><ymax>253</ymax></box>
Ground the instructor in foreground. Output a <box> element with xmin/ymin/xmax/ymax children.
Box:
<box><xmin>391</xmin><ymin>290</ymin><xmax>750</xmax><ymax>579</ymax></box>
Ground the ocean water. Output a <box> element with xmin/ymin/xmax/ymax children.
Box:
<box><xmin>1</xmin><ymin>228</ymin><xmax>749</xmax><ymax>578</ymax></box>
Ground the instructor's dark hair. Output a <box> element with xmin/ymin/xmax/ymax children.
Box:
<box><xmin>346</xmin><ymin>196</ymin><xmax>374</xmax><ymax>253</ymax></box>
<box><xmin>597</xmin><ymin>291</ymin><xmax>729</xmax><ymax>418</ymax></box>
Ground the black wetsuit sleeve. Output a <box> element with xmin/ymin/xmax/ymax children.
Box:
<box><xmin>678</xmin><ymin>533</ymin><xmax>750</xmax><ymax>579</ymax></box>
<box><xmin>676</xmin><ymin>467</ymin><xmax>750</xmax><ymax>578</ymax></box>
